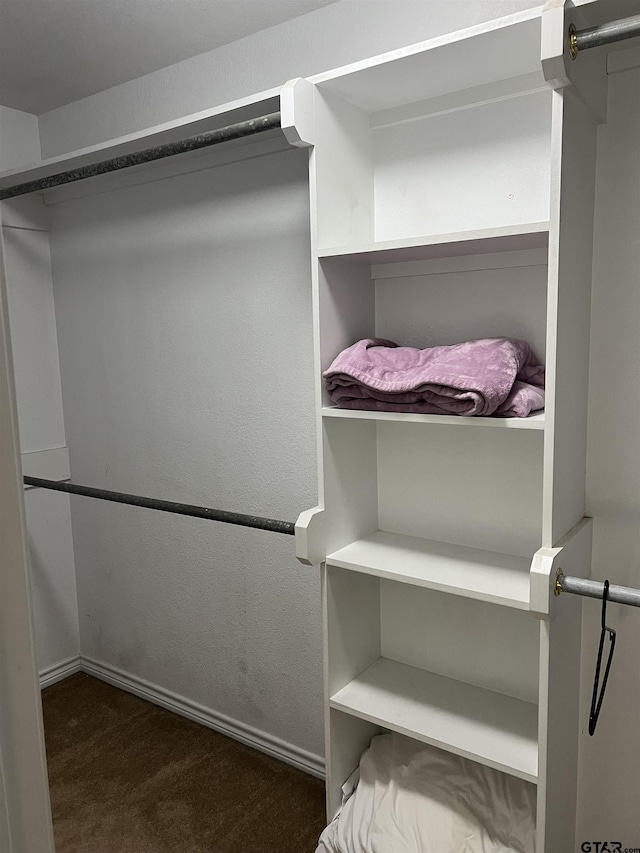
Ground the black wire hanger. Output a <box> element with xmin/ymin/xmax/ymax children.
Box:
<box><xmin>588</xmin><ymin>579</ymin><xmax>616</xmax><ymax>736</ymax></box>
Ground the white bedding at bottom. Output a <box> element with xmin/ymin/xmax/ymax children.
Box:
<box><xmin>316</xmin><ymin>734</ymin><xmax>536</xmax><ymax>853</ymax></box>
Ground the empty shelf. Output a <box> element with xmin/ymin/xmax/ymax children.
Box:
<box><xmin>327</xmin><ymin>531</ymin><xmax>532</xmax><ymax>609</ymax></box>
<box><xmin>322</xmin><ymin>407</ymin><xmax>545</xmax><ymax>430</ymax></box>
<box><xmin>318</xmin><ymin>222</ymin><xmax>549</xmax><ymax>263</ymax></box>
<box><xmin>330</xmin><ymin>657</ymin><xmax>538</xmax><ymax>783</ymax></box>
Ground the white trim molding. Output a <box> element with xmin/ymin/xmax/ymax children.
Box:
<box><xmin>39</xmin><ymin>656</ymin><xmax>81</xmax><ymax>689</ymax></box>
<box><xmin>41</xmin><ymin>656</ymin><xmax>325</xmax><ymax>780</ymax></box>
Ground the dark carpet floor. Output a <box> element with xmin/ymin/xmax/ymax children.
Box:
<box><xmin>42</xmin><ymin>673</ymin><xmax>326</xmax><ymax>853</ymax></box>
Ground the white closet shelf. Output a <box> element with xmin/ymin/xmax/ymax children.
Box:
<box><xmin>311</xmin><ymin>9</ymin><xmax>542</xmax><ymax>114</ymax></box>
<box><xmin>330</xmin><ymin>657</ymin><xmax>538</xmax><ymax>783</ymax></box>
<box><xmin>0</xmin><ymin>89</ymin><xmax>281</xmax><ymax>193</ymax></box>
<box><xmin>318</xmin><ymin>222</ymin><xmax>549</xmax><ymax>264</ymax></box>
<box><xmin>327</xmin><ymin>530</ymin><xmax>532</xmax><ymax>609</ymax></box>
<box><xmin>322</xmin><ymin>407</ymin><xmax>545</xmax><ymax>431</ymax></box>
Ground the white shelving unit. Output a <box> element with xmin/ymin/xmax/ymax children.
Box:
<box><xmin>0</xmin><ymin>2</ymin><xmax>623</xmax><ymax>850</ymax></box>
<box><xmin>291</xmin><ymin>2</ymin><xmax>613</xmax><ymax>850</ymax></box>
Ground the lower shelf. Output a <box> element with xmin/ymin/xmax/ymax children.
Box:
<box><xmin>327</xmin><ymin>530</ymin><xmax>532</xmax><ymax>609</ymax></box>
<box><xmin>330</xmin><ymin>657</ymin><xmax>538</xmax><ymax>784</ymax></box>
<box><xmin>322</xmin><ymin>406</ymin><xmax>545</xmax><ymax>430</ymax></box>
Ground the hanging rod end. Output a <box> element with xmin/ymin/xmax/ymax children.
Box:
<box><xmin>568</xmin><ymin>23</ymin><xmax>579</xmax><ymax>60</ymax></box>
<box><xmin>554</xmin><ymin>567</ymin><xmax>565</xmax><ymax>596</ymax></box>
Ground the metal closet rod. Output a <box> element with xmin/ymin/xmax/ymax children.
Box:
<box><xmin>570</xmin><ymin>14</ymin><xmax>640</xmax><ymax>57</ymax></box>
<box><xmin>555</xmin><ymin>572</ymin><xmax>640</xmax><ymax>608</ymax></box>
<box><xmin>0</xmin><ymin>111</ymin><xmax>282</xmax><ymax>201</ymax></box>
<box><xmin>23</xmin><ymin>476</ymin><xmax>295</xmax><ymax>536</ymax></box>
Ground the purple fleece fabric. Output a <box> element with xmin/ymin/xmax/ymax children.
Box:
<box><xmin>324</xmin><ymin>338</ymin><xmax>545</xmax><ymax>418</ymax></box>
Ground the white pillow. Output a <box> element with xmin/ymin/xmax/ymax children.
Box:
<box><xmin>317</xmin><ymin>733</ymin><xmax>536</xmax><ymax>853</ymax></box>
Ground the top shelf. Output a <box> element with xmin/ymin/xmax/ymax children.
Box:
<box><xmin>311</xmin><ymin>10</ymin><xmax>542</xmax><ymax>113</ymax></box>
<box><xmin>0</xmin><ymin>90</ymin><xmax>282</xmax><ymax>196</ymax></box>
<box><xmin>318</xmin><ymin>223</ymin><xmax>549</xmax><ymax>264</ymax></box>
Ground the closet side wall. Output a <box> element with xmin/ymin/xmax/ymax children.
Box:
<box><xmin>0</xmin><ymin>105</ymin><xmax>80</xmax><ymax>679</ymax></box>
<box><xmin>578</xmin><ymin>48</ymin><xmax>640</xmax><ymax>844</ymax></box>
<box><xmin>49</xmin><ymin>146</ymin><xmax>323</xmax><ymax>767</ymax></box>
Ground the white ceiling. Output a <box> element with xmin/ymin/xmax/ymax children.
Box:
<box><xmin>0</xmin><ymin>0</ymin><xmax>341</xmax><ymax>115</ymax></box>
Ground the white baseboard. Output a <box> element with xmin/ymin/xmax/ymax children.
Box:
<box><xmin>39</xmin><ymin>655</ymin><xmax>82</xmax><ymax>688</ymax></box>
<box><xmin>80</xmin><ymin>655</ymin><xmax>325</xmax><ymax>779</ymax></box>
<box><xmin>39</xmin><ymin>654</ymin><xmax>325</xmax><ymax>779</ymax></box>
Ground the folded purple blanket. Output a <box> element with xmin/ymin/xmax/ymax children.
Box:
<box><xmin>324</xmin><ymin>338</ymin><xmax>545</xmax><ymax>418</ymax></box>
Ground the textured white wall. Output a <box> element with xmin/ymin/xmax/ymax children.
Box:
<box><xmin>0</xmin><ymin>106</ymin><xmax>40</xmax><ymax>168</ymax></box>
<box><xmin>0</xmin><ymin>105</ymin><xmax>79</xmax><ymax>674</ymax></box>
<box><xmin>578</xmin><ymin>50</ymin><xmax>640</xmax><ymax>845</ymax></box>
<box><xmin>49</xmin><ymin>146</ymin><xmax>320</xmax><ymax>758</ymax></box>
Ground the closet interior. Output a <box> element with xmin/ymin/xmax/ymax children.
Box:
<box><xmin>1</xmin><ymin>1</ymin><xmax>636</xmax><ymax>851</ymax></box>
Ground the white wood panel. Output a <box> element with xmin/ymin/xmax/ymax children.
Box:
<box><xmin>373</xmin><ymin>89</ymin><xmax>553</xmax><ymax>242</ymax></box>
<box><xmin>381</xmin><ymin>582</ymin><xmax>539</xmax><ymax>704</ymax></box>
<box><xmin>0</xmin><ymin>91</ymin><xmax>281</xmax><ymax>193</ymax></box>
<box><xmin>2</xmin><ymin>227</ymin><xmax>66</xmax><ymax>454</ymax></box>
<box><xmin>318</xmin><ymin>253</ymin><xmax>380</xmax><ymax>557</ymax></box>
<box><xmin>327</xmin><ymin>530</ymin><xmax>532</xmax><ymax>609</ymax></box>
<box><xmin>323</xmin><ymin>407</ymin><xmax>545</xmax><ymax>430</ymax></box>
<box><xmin>312</xmin><ymin>11</ymin><xmax>542</xmax><ymax>113</ymax></box>
<box><xmin>318</xmin><ymin>256</ymin><xmax>374</xmax><ymax>401</ymax></box>
<box><xmin>372</xmin><ymin>247</ymin><xmax>549</xmax><ymax>281</ymax></box>
<box><xmin>536</xmin><ymin>519</ymin><xmax>592</xmax><ymax>851</ymax></box>
<box><xmin>322</xmin><ymin>419</ymin><xmax>378</xmax><ymax>558</ymax></box>
<box><xmin>320</xmin><ymin>562</ymin><xmax>333</xmax><ymax>818</ymax></box>
<box><xmin>324</xmin><ymin>561</ymin><xmax>382</xmax><ymax>818</ymax></box>
<box><xmin>0</xmin><ymin>209</ymin><xmax>55</xmax><ymax>853</ymax></box>
<box><xmin>1</xmin><ymin>196</ymin><xmax>49</xmax><ymax>231</ymax></box>
<box><xmin>371</xmin><ymin>72</ymin><xmax>546</xmax><ymax>129</ymax></box>
<box><xmin>375</xmin><ymin>258</ymin><xmax>548</xmax><ymax>361</ymax></box>
<box><xmin>377</xmin><ymin>422</ymin><xmax>544</xmax><ymax>557</ymax></box>
<box><xmin>21</xmin><ymin>446</ymin><xmax>70</xmax><ymax>481</ymax></box>
<box><xmin>330</xmin><ymin>657</ymin><xmax>538</xmax><ymax>783</ymax></box>
<box><xmin>608</xmin><ymin>44</ymin><xmax>640</xmax><ymax>75</ymax></box>
<box><xmin>326</xmin><ymin>566</ymin><xmax>380</xmax><ymax>698</ymax></box>
<box><xmin>319</xmin><ymin>223</ymin><xmax>549</xmax><ymax>263</ymax></box>
<box><xmin>313</xmin><ymin>90</ymin><xmax>373</xmax><ymax>249</ymax></box>
<box><xmin>24</xmin><ymin>487</ymin><xmax>80</xmax><ymax>673</ymax></box>
<box><xmin>327</xmin><ymin>712</ymin><xmax>381</xmax><ymax>820</ymax></box>
<box><xmin>543</xmin><ymin>92</ymin><xmax>598</xmax><ymax>546</ymax></box>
